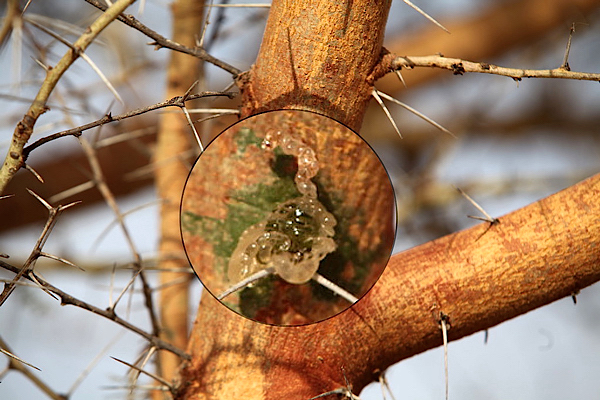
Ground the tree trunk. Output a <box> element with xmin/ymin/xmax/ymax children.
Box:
<box><xmin>176</xmin><ymin>1</ymin><xmax>600</xmax><ymax>398</ymax></box>
<box><xmin>154</xmin><ymin>0</ymin><xmax>204</xmax><ymax>389</ymax></box>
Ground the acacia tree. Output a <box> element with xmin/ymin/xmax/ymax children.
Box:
<box><xmin>176</xmin><ymin>1</ymin><xmax>600</xmax><ymax>398</ymax></box>
<box><xmin>1</xmin><ymin>0</ymin><xmax>599</xmax><ymax>399</ymax></box>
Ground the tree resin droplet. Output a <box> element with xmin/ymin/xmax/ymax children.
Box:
<box><xmin>228</xmin><ymin>197</ymin><xmax>337</xmax><ymax>285</ymax></box>
<box><xmin>227</xmin><ymin>130</ymin><xmax>337</xmax><ymax>286</ymax></box>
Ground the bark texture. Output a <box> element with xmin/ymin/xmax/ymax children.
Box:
<box><xmin>179</xmin><ymin>172</ymin><xmax>600</xmax><ymax>399</ymax></box>
<box><xmin>176</xmin><ymin>0</ymin><xmax>600</xmax><ymax>398</ymax></box>
<box><xmin>239</xmin><ymin>0</ymin><xmax>392</xmax><ymax>132</ymax></box>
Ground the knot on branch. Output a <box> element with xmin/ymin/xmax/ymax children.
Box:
<box><xmin>451</xmin><ymin>63</ymin><xmax>465</xmax><ymax>75</ymax></box>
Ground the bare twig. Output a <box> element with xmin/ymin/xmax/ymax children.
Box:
<box><xmin>0</xmin><ymin>336</ymin><xmax>64</xmax><ymax>400</ymax></box>
<box><xmin>0</xmin><ymin>0</ymin><xmax>20</xmax><ymax>47</ymax></box>
<box><xmin>22</xmin><ymin>91</ymin><xmax>235</xmax><ymax>158</ymax></box>
<box><xmin>83</xmin><ymin>0</ymin><xmax>242</xmax><ymax>76</ymax></box>
<box><xmin>0</xmin><ymin>0</ymin><xmax>138</xmax><ymax>195</ymax></box>
<box><xmin>0</xmin><ymin>260</ymin><xmax>190</xmax><ymax>360</ymax></box>
<box><xmin>391</xmin><ymin>55</ymin><xmax>600</xmax><ymax>81</ymax></box>
<box><xmin>67</xmin><ymin>332</ymin><xmax>124</xmax><ymax>396</ymax></box>
<box><xmin>78</xmin><ymin>136</ymin><xmax>163</xmax><ymax>349</ymax></box>
<box><xmin>23</xmin><ymin>15</ymin><xmax>124</xmax><ymax>104</ymax></box>
<box><xmin>0</xmin><ymin>191</ymin><xmax>79</xmax><ymax>307</ymax></box>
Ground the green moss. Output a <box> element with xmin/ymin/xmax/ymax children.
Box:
<box><xmin>234</xmin><ymin>127</ymin><xmax>263</xmax><ymax>154</ymax></box>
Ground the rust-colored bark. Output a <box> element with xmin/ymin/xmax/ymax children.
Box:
<box><xmin>178</xmin><ymin>172</ymin><xmax>600</xmax><ymax>400</ymax></box>
<box><xmin>154</xmin><ymin>0</ymin><xmax>204</xmax><ymax>387</ymax></box>
<box><xmin>239</xmin><ymin>0</ymin><xmax>392</xmax><ymax>132</ymax></box>
<box><xmin>176</xmin><ymin>0</ymin><xmax>600</xmax><ymax>398</ymax></box>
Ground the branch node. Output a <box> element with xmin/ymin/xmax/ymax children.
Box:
<box><xmin>451</xmin><ymin>63</ymin><xmax>465</xmax><ymax>75</ymax></box>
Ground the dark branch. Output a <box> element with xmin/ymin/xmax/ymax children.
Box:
<box><xmin>84</xmin><ymin>0</ymin><xmax>242</xmax><ymax>76</ymax></box>
<box><xmin>0</xmin><ymin>259</ymin><xmax>191</xmax><ymax>361</ymax></box>
<box><xmin>23</xmin><ymin>91</ymin><xmax>236</xmax><ymax>159</ymax></box>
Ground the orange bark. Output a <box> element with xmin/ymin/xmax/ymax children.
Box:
<box><xmin>177</xmin><ymin>0</ymin><xmax>600</xmax><ymax>398</ymax></box>
<box><xmin>179</xmin><ymin>172</ymin><xmax>600</xmax><ymax>399</ymax></box>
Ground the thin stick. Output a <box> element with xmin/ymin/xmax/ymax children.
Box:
<box><xmin>22</xmin><ymin>91</ymin><xmax>234</xmax><ymax>157</ymax></box>
<box><xmin>84</xmin><ymin>0</ymin><xmax>242</xmax><ymax>76</ymax></box>
<box><xmin>312</xmin><ymin>273</ymin><xmax>358</xmax><ymax>304</ymax></box>
<box><xmin>0</xmin><ymin>191</ymin><xmax>79</xmax><ymax>307</ymax></box>
<box><xmin>391</xmin><ymin>55</ymin><xmax>600</xmax><ymax>82</ymax></box>
<box><xmin>375</xmin><ymin>89</ymin><xmax>455</xmax><ymax>138</ymax></box>
<box><xmin>78</xmin><ymin>137</ymin><xmax>163</xmax><ymax>349</ymax></box>
<box><xmin>0</xmin><ymin>260</ymin><xmax>190</xmax><ymax>360</ymax></box>
<box><xmin>402</xmin><ymin>0</ymin><xmax>449</xmax><ymax>33</ymax></box>
<box><xmin>0</xmin><ymin>0</ymin><xmax>137</xmax><ymax>194</ymax></box>
<box><xmin>67</xmin><ymin>332</ymin><xmax>124</xmax><ymax>395</ymax></box>
<box><xmin>217</xmin><ymin>267</ymin><xmax>274</xmax><ymax>300</ymax></box>
<box><xmin>372</xmin><ymin>89</ymin><xmax>402</xmax><ymax>139</ymax></box>
<box><xmin>23</xmin><ymin>16</ymin><xmax>124</xmax><ymax>104</ymax></box>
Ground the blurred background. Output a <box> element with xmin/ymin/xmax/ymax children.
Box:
<box><xmin>1</xmin><ymin>0</ymin><xmax>599</xmax><ymax>398</ymax></box>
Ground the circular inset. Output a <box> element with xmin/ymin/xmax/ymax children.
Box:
<box><xmin>181</xmin><ymin>110</ymin><xmax>395</xmax><ymax>325</ymax></box>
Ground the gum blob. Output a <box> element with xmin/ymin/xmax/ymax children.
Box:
<box><xmin>227</xmin><ymin>130</ymin><xmax>337</xmax><ymax>285</ymax></box>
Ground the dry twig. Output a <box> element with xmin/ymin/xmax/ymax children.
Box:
<box><xmin>0</xmin><ymin>0</ymin><xmax>138</xmax><ymax>195</ymax></box>
<box><xmin>84</xmin><ymin>0</ymin><xmax>242</xmax><ymax>76</ymax></box>
<box><xmin>0</xmin><ymin>260</ymin><xmax>189</xmax><ymax>360</ymax></box>
<box><xmin>22</xmin><ymin>91</ymin><xmax>235</xmax><ymax>158</ymax></box>
<box><xmin>391</xmin><ymin>55</ymin><xmax>600</xmax><ymax>81</ymax></box>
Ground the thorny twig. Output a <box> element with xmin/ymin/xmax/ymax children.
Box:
<box><xmin>391</xmin><ymin>55</ymin><xmax>600</xmax><ymax>81</ymax></box>
<box><xmin>0</xmin><ymin>0</ymin><xmax>138</xmax><ymax>195</ymax></box>
<box><xmin>0</xmin><ymin>260</ymin><xmax>190</xmax><ymax>360</ymax></box>
<box><xmin>77</xmin><ymin>136</ymin><xmax>165</xmax><ymax>368</ymax></box>
<box><xmin>84</xmin><ymin>0</ymin><xmax>242</xmax><ymax>76</ymax></box>
<box><xmin>0</xmin><ymin>190</ymin><xmax>80</xmax><ymax>307</ymax></box>
<box><xmin>22</xmin><ymin>91</ymin><xmax>235</xmax><ymax>158</ymax></box>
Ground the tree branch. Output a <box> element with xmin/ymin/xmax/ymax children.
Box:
<box><xmin>0</xmin><ymin>260</ymin><xmax>190</xmax><ymax>361</ymax></box>
<box><xmin>179</xmin><ymin>172</ymin><xmax>600</xmax><ymax>399</ymax></box>
<box><xmin>22</xmin><ymin>91</ymin><xmax>235</xmax><ymax>159</ymax></box>
<box><xmin>389</xmin><ymin>54</ymin><xmax>600</xmax><ymax>82</ymax></box>
<box><xmin>83</xmin><ymin>0</ymin><xmax>242</xmax><ymax>77</ymax></box>
<box><xmin>0</xmin><ymin>0</ymin><xmax>138</xmax><ymax>195</ymax></box>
